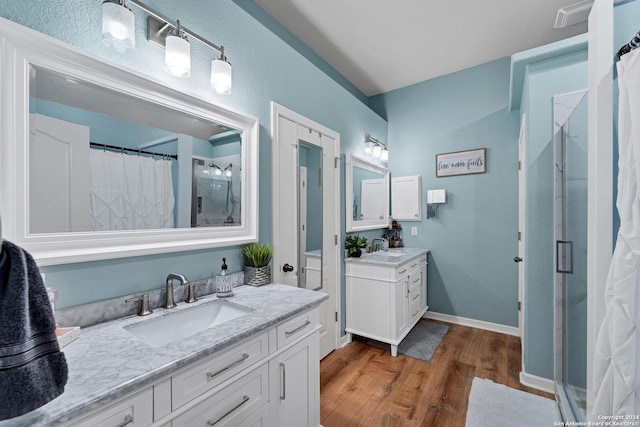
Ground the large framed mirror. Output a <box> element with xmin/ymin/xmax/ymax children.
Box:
<box><xmin>345</xmin><ymin>153</ymin><xmax>389</xmax><ymax>232</ymax></box>
<box><xmin>0</xmin><ymin>18</ymin><xmax>258</xmax><ymax>265</ymax></box>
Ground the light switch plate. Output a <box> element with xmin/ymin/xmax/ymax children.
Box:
<box><xmin>411</xmin><ymin>227</ymin><xmax>418</xmax><ymax>236</ymax></box>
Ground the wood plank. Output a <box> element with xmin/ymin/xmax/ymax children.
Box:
<box><xmin>320</xmin><ymin>320</ymin><xmax>555</xmax><ymax>427</ymax></box>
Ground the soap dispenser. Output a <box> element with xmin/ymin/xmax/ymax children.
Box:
<box><xmin>216</xmin><ymin>258</ymin><xmax>234</xmax><ymax>298</ymax></box>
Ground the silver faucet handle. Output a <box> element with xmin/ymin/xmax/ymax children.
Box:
<box><xmin>185</xmin><ymin>282</ymin><xmax>204</xmax><ymax>304</ymax></box>
<box><xmin>125</xmin><ymin>294</ymin><xmax>153</xmax><ymax>316</ymax></box>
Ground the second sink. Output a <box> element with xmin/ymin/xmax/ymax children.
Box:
<box><xmin>124</xmin><ymin>300</ymin><xmax>253</xmax><ymax>348</ymax></box>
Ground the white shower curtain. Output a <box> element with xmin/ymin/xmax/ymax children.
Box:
<box><xmin>591</xmin><ymin>48</ymin><xmax>640</xmax><ymax>418</ymax></box>
<box><xmin>89</xmin><ymin>150</ymin><xmax>175</xmax><ymax>230</ymax></box>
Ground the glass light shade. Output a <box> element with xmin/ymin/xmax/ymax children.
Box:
<box><xmin>210</xmin><ymin>58</ymin><xmax>232</xmax><ymax>95</ymax></box>
<box><xmin>102</xmin><ymin>2</ymin><xmax>135</xmax><ymax>52</ymax></box>
<box><xmin>225</xmin><ymin>169</ymin><xmax>233</xmax><ymax>177</ymax></box>
<box><xmin>214</xmin><ymin>167</ymin><xmax>222</xmax><ymax>176</ymax></box>
<box><xmin>363</xmin><ymin>141</ymin><xmax>373</xmax><ymax>156</ymax></box>
<box><xmin>372</xmin><ymin>144</ymin><xmax>382</xmax><ymax>158</ymax></box>
<box><xmin>165</xmin><ymin>35</ymin><xmax>191</xmax><ymax>78</ymax></box>
<box><xmin>380</xmin><ymin>148</ymin><xmax>389</xmax><ymax>162</ymax></box>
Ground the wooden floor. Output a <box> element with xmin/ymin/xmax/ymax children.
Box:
<box><xmin>319</xmin><ymin>319</ymin><xmax>554</xmax><ymax>427</ymax></box>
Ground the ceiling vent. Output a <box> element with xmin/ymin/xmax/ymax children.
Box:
<box><xmin>554</xmin><ymin>0</ymin><xmax>594</xmax><ymax>28</ymax></box>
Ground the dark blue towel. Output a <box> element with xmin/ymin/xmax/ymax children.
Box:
<box><xmin>0</xmin><ymin>240</ymin><xmax>68</xmax><ymax>420</ymax></box>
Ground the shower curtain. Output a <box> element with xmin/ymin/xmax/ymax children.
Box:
<box><xmin>591</xmin><ymin>48</ymin><xmax>640</xmax><ymax>418</ymax></box>
<box><xmin>89</xmin><ymin>150</ymin><xmax>175</xmax><ymax>230</ymax></box>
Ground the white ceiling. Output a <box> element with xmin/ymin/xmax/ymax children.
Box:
<box><xmin>255</xmin><ymin>0</ymin><xmax>588</xmax><ymax>96</ymax></box>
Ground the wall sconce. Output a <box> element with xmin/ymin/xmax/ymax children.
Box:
<box><xmin>101</xmin><ymin>0</ymin><xmax>232</xmax><ymax>94</ymax></box>
<box><xmin>426</xmin><ymin>189</ymin><xmax>446</xmax><ymax>218</ymax></box>
<box><xmin>224</xmin><ymin>163</ymin><xmax>233</xmax><ymax>178</ymax></box>
<box><xmin>364</xmin><ymin>135</ymin><xmax>389</xmax><ymax>162</ymax></box>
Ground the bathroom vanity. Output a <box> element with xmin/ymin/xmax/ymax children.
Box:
<box><xmin>0</xmin><ymin>284</ymin><xmax>326</xmax><ymax>427</ymax></box>
<box><xmin>345</xmin><ymin>248</ymin><xmax>429</xmax><ymax>357</ymax></box>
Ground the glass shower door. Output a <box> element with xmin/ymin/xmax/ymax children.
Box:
<box><xmin>554</xmin><ymin>91</ymin><xmax>588</xmax><ymax>422</ymax></box>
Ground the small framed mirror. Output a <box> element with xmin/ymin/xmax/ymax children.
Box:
<box><xmin>345</xmin><ymin>153</ymin><xmax>389</xmax><ymax>232</ymax></box>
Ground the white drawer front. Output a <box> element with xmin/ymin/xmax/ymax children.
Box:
<box><xmin>68</xmin><ymin>388</ymin><xmax>153</xmax><ymax>427</ymax></box>
<box><xmin>276</xmin><ymin>309</ymin><xmax>318</xmax><ymax>349</ymax></box>
<box><xmin>408</xmin><ymin>270</ymin><xmax>421</xmax><ymax>293</ymax></box>
<box><xmin>172</xmin><ymin>331</ymin><xmax>269</xmax><ymax>410</ymax></box>
<box><xmin>237</xmin><ymin>404</ymin><xmax>269</xmax><ymax>427</ymax></box>
<box><xmin>409</xmin><ymin>292</ymin><xmax>422</xmax><ymax>322</ymax></box>
<box><xmin>171</xmin><ymin>364</ymin><xmax>268</xmax><ymax>427</ymax></box>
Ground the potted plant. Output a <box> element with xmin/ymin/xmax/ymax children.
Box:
<box><xmin>242</xmin><ymin>243</ymin><xmax>274</xmax><ymax>286</ymax></box>
<box><xmin>345</xmin><ymin>234</ymin><xmax>368</xmax><ymax>258</ymax></box>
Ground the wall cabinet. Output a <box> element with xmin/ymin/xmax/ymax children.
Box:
<box><xmin>65</xmin><ymin>308</ymin><xmax>320</xmax><ymax>427</ymax></box>
<box><xmin>391</xmin><ymin>175</ymin><xmax>422</xmax><ymax>221</ymax></box>
<box><xmin>346</xmin><ymin>254</ymin><xmax>428</xmax><ymax>356</ymax></box>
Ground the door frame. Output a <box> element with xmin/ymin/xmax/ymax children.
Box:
<box><xmin>271</xmin><ymin>102</ymin><xmax>341</xmax><ymax>356</ymax></box>
<box><xmin>517</xmin><ymin>112</ymin><xmax>527</xmax><ymax>370</ymax></box>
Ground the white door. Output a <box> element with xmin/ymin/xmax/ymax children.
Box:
<box><xmin>29</xmin><ymin>113</ymin><xmax>90</xmax><ymax>233</ymax></box>
<box><xmin>299</xmin><ymin>166</ymin><xmax>308</xmax><ymax>289</ymax></box>
<box><xmin>272</xmin><ymin>103</ymin><xmax>340</xmax><ymax>360</ymax></box>
<box><xmin>517</xmin><ymin>113</ymin><xmax>527</xmax><ymax>367</ymax></box>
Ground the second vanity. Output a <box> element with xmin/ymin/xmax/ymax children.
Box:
<box><xmin>345</xmin><ymin>248</ymin><xmax>429</xmax><ymax>357</ymax></box>
<box><xmin>1</xmin><ymin>284</ymin><xmax>326</xmax><ymax>427</ymax></box>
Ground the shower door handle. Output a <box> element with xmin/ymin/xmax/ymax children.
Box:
<box><xmin>556</xmin><ymin>240</ymin><xmax>574</xmax><ymax>274</ymax></box>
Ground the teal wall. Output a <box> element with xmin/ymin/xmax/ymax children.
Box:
<box><xmin>0</xmin><ymin>0</ymin><xmax>387</xmax><ymax>309</ymax></box>
<box><xmin>520</xmin><ymin>48</ymin><xmax>587</xmax><ymax>380</ymax></box>
<box><xmin>369</xmin><ymin>58</ymin><xmax>521</xmax><ymax>328</ymax></box>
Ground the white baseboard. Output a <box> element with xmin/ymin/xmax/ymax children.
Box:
<box><xmin>519</xmin><ymin>371</ymin><xmax>555</xmax><ymax>394</ymax></box>
<box><xmin>425</xmin><ymin>311</ymin><xmax>520</xmax><ymax>336</ymax></box>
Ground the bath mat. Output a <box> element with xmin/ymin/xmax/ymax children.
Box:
<box><xmin>397</xmin><ymin>320</ymin><xmax>449</xmax><ymax>362</ymax></box>
<box><xmin>465</xmin><ymin>377</ymin><xmax>561</xmax><ymax>427</ymax></box>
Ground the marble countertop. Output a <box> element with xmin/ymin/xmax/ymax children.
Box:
<box><xmin>344</xmin><ymin>247</ymin><xmax>429</xmax><ymax>266</ymax></box>
<box><xmin>1</xmin><ymin>284</ymin><xmax>327</xmax><ymax>427</ymax></box>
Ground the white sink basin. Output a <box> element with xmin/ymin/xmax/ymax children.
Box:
<box><xmin>382</xmin><ymin>251</ymin><xmax>406</xmax><ymax>258</ymax></box>
<box><xmin>124</xmin><ymin>300</ymin><xmax>253</xmax><ymax>348</ymax></box>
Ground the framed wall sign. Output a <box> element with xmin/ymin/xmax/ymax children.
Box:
<box><xmin>436</xmin><ymin>148</ymin><xmax>486</xmax><ymax>177</ymax></box>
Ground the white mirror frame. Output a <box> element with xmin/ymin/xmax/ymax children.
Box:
<box><xmin>0</xmin><ymin>18</ymin><xmax>259</xmax><ymax>266</ymax></box>
<box><xmin>345</xmin><ymin>153</ymin><xmax>390</xmax><ymax>232</ymax></box>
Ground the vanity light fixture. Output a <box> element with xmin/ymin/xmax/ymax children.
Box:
<box><xmin>209</xmin><ymin>163</ymin><xmax>223</xmax><ymax>176</ymax></box>
<box><xmin>101</xmin><ymin>0</ymin><xmax>135</xmax><ymax>52</ymax></box>
<box><xmin>101</xmin><ymin>0</ymin><xmax>232</xmax><ymax>93</ymax></box>
<box><xmin>364</xmin><ymin>135</ymin><xmax>388</xmax><ymax>162</ymax></box>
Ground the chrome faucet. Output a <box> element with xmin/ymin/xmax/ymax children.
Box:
<box><xmin>164</xmin><ymin>273</ymin><xmax>188</xmax><ymax>309</ymax></box>
<box><xmin>371</xmin><ymin>237</ymin><xmax>387</xmax><ymax>252</ymax></box>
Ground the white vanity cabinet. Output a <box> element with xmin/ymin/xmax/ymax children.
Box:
<box><xmin>64</xmin><ymin>308</ymin><xmax>320</xmax><ymax>427</ymax></box>
<box><xmin>346</xmin><ymin>252</ymin><xmax>428</xmax><ymax>357</ymax></box>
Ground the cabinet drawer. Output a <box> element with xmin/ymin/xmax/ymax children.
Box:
<box><xmin>395</xmin><ymin>256</ymin><xmax>426</xmax><ymax>280</ymax></box>
<box><xmin>409</xmin><ymin>292</ymin><xmax>422</xmax><ymax>321</ymax></box>
<box><xmin>172</xmin><ymin>331</ymin><xmax>269</xmax><ymax>410</ymax></box>
<box><xmin>408</xmin><ymin>270</ymin><xmax>421</xmax><ymax>293</ymax></box>
<box><xmin>68</xmin><ymin>388</ymin><xmax>153</xmax><ymax>427</ymax></box>
<box><xmin>171</xmin><ymin>364</ymin><xmax>268</xmax><ymax>427</ymax></box>
<box><xmin>276</xmin><ymin>309</ymin><xmax>318</xmax><ymax>349</ymax></box>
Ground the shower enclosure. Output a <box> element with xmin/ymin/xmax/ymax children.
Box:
<box><xmin>553</xmin><ymin>90</ymin><xmax>588</xmax><ymax>422</ymax></box>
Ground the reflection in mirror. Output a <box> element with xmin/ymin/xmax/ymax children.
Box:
<box><xmin>299</xmin><ymin>142</ymin><xmax>323</xmax><ymax>291</ymax></box>
<box><xmin>28</xmin><ymin>65</ymin><xmax>242</xmax><ymax>234</ymax></box>
<box><xmin>345</xmin><ymin>153</ymin><xmax>390</xmax><ymax>232</ymax></box>
<box><xmin>352</xmin><ymin>166</ymin><xmax>385</xmax><ymax>221</ymax></box>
